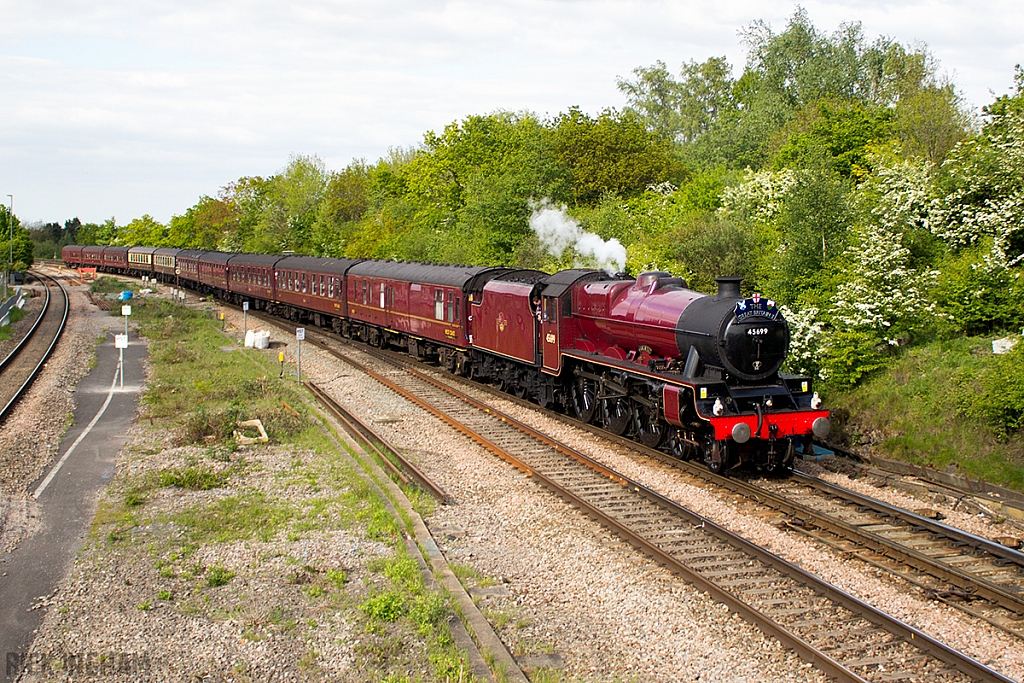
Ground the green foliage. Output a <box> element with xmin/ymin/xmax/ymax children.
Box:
<box><xmin>361</xmin><ymin>591</ymin><xmax>407</xmax><ymax>622</ymax></box>
<box><xmin>0</xmin><ymin>205</ymin><xmax>33</xmax><ymax>274</ymax></box>
<box><xmin>933</xmin><ymin>242</ymin><xmax>1024</xmax><ymax>334</ymax></box>
<box><xmin>206</xmin><ymin>565</ymin><xmax>235</xmax><ymax>587</ymax></box>
<box><xmin>553</xmin><ymin>107</ymin><xmax>685</xmax><ymax>204</ymax></box>
<box><xmin>116</xmin><ymin>214</ymin><xmax>167</xmax><ymax>246</ymax></box>
<box><xmin>958</xmin><ymin>342</ymin><xmax>1024</xmax><ymax>437</ymax></box>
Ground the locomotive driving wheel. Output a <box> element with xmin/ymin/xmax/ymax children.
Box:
<box><xmin>602</xmin><ymin>397</ymin><xmax>631</xmax><ymax>435</ymax></box>
<box><xmin>631</xmin><ymin>400</ymin><xmax>665</xmax><ymax>447</ymax></box>
<box><xmin>571</xmin><ymin>376</ymin><xmax>598</xmax><ymax>424</ymax></box>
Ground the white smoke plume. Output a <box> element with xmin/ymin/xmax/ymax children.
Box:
<box><xmin>528</xmin><ymin>200</ymin><xmax>626</xmax><ymax>275</ymax></box>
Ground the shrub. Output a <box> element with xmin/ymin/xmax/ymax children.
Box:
<box><xmin>958</xmin><ymin>342</ymin><xmax>1024</xmax><ymax>436</ymax></box>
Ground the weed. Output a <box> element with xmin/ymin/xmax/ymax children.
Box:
<box><xmin>326</xmin><ymin>569</ymin><xmax>348</xmax><ymax>588</ymax></box>
<box><xmin>123</xmin><ymin>487</ymin><xmax>149</xmax><ymax>507</ymax></box>
<box><xmin>157</xmin><ymin>590</ymin><xmax>172</xmax><ymax>601</ymax></box>
<box><xmin>361</xmin><ymin>591</ymin><xmax>407</xmax><ymax>622</ymax></box>
<box><xmin>137</xmin><ymin>600</ymin><xmax>152</xmax><ymax>611</ymax></box>
<box><xmin>206</xmin><ymin>565</ymin><xmax>235</xmax><ymax>587</ymax></box>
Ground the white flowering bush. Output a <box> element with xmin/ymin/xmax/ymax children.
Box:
<box><xmin>818</xmin><ymin>153</ymin><xmax>941</xmax><ymax>384</ymax></box>
<box><xmin>779</xmin><ymin>304</ymin><xmax>826</xmax><ymax>377</ymax></box>
<box><xmin>934</xmin><ymin>112</ymin><xmax>1024</xmax><ymax>266</ymax></box>
<box><xmin>719</xmin><ymin>168</ymin><xmax>799</xmax><ymax>224</ymax></box>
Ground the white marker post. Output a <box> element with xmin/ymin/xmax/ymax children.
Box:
<box><xmin>243</xmin><ymin>301</ymin><xmax>249</xmax><ymax>336</ymax></box>
<box><xmin>121</xmin><ymin>304</ymin><xmax>131</xmax><ymax>339</ymax></box>
<box><xmin>295</xmin><ymin>327</ymin><xmax>305</xmax><ymax>385</ymax></box>
<box><xmin>115</xmin><ymin>333</ymin><xmax>128</xmax><ymax>388</ymax></box>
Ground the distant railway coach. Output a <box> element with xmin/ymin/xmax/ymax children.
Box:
<box><xmin>196</xmin><ymin>251</ymin><xmax>234</xmax><ymax>295</ymax></box>
<box><xmin>174</xmin><ymin>250</ymin><xmax>205</xmax><ymax>284</ymax></box>
<box><xmin>101</xmin><ymin>247</ymin><xmax>129</xmax><ymax>273</ymax></box>
<box><xmin>152</xmin><ymin>248</ymin><xmax>182</xmax><ymax>281</ymax></box>
<box><xmin>128</xmin><ymin>246</ymin><xmax>156</xmax><ymax>276</ymax></box>
<box><xmin>81</xmin><ymin>246</ymin><xmax>105</xmax><ymax>268</ymax></box>
<box><xmin>61</xmin><ymin>245</ymin><xmax>83</xmax><ymax>268</ymax></box>
<box><xmin>226</xmin><ymin>253</ymin><xmax>281</xmax><ymax>307</ymax></box>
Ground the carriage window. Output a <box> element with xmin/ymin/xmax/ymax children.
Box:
<box><xmin>446</xmin><ymin>292</ymin><xmax>454</xmax><ymax>322</ymax></box>
<box><xmin>380</xmin><ymin>285</ymin><xmax>386</xmax><ymax>309</ymax></box>
<box><xmin>362</xmin><ymin>280</ymin><xmax>368</xmax><ymax>304</ymax></box>
<box><xmin>434</xmin><ymin>290</ymin><xmax>444</xmax><ymax>320</ymax></box>
<box><xmin>328</xmin><ymin>277</ymin><xmax>334</xmax><ymax>299</ymax></box>
<box><xmin>301</xmin><ymin>273</ymin><xmax>307</xmax><ymax>293</ymax></box>
<box><xmin>455</xmin><ymin>296</ymin><xmax>460</xmax><ymax>322</ymax></box>
<box><xmin>319</xmin><ymin>275</ymin><xmax>325</xmax><ymax>296</ymax></box>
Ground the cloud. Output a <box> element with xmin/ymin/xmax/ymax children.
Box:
<box><xmin>0</xmin><ymin>1</ymin><xmax>1021</xmax><ymax>223</ymax></box>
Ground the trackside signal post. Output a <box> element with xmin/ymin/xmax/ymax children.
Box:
<box><xmin>243</xmin><ymin>301</ymin><xmax>249</xmax><ymax>336</ymax></box>
<box><xmin>121</xmin><ymin>304</ymin><xmax>131</xmax><ymax>339</ymax></box>
<box><xmin>296</xmin><ymin>327</ymin><xmax>305</xmax><ymax>384</ymax></box>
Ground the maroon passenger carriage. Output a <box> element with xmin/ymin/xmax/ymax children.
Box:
<box><xmin>344</xmin><ymin>261</ymin><xmax>511</xmax><ymax>372</ymax></box>
<box><xmin>61</xmin><ymin>245</ymin><xmax>83</xmax><ymax>268</ymax></box>
<box><xmin>269</xmin><ymin>255</ymin><xmax>359</xmax><ymax>325</ymax></box>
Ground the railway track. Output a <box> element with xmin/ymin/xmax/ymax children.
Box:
<box><xmin>382</xmin><ymin>342</ymin><xmax>1024</xmax><ymax>642</ymax></box>
<box><xmin>277</xmin><ymin>321</ymin><xmax>1010</xmax><ymax>683</ymax></box>
<box><xmin>0</xmin><ymin>271</ymin><xmax>69</xmax><ymax>423</ymax></box>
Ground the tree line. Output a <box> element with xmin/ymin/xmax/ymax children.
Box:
<box><xmin>32</xmin><ymin>9</ymin><xmax>1024</xmax><ymax>393</ymax></box>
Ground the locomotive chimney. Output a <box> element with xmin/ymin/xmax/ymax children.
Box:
<box><xmin>715</xmin><ymin>277</ymin><xmax>742</xmax><ymax>299</ymax></box>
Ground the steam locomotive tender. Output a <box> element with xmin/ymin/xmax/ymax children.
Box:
<box><xmin>62</xmin><ymin>245</ymin><xmax>829</xmax><ymax>474</ymax></box>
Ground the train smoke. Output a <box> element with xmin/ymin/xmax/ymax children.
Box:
<box><xmin>529</xmin><ymin>200</ymin><xmax>626</xmax><ymax>275</ymax></box>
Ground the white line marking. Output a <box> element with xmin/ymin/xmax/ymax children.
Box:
<box><xmin>33</xmin><ymin>359</ymin><xmax>121</xmax><ymax>500</ymax></box>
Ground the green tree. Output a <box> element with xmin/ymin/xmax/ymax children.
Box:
<box><xmin>117</xmin><ymin>215</ymin><xmax>167</xmax><ymax>246</ymax></box>
<box><xmin>554</xmin><ymin>107</ymin><xmax>683</xmax><ymax>205</ymax></box>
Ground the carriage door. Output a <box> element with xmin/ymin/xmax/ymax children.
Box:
<box><xmin>541</xmin><ymin>296</ymin><xmax>560</xmax><ymax>373</ymax></box>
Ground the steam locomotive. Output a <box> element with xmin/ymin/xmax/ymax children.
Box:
<box><xmin>63</xmin><ymin>245</ymin><xmax>829</xmax><ymax>474</ymax></box>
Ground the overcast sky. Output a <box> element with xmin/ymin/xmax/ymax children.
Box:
<box><xmin>1</xmin><ymin>1</ymin><xmax>1022</xmax><ymax>227</ymax></box>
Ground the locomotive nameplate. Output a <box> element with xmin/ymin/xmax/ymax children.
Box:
<box><xmin>735</xmin><ymin>294</ymin><xmax>781</xmax><ymax>322</ymax></box>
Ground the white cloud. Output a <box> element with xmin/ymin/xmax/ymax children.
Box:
<box><xmin>0</xmin><ymin>0</ymin><xmax>1021</xmax><ymax>224</ymax></box>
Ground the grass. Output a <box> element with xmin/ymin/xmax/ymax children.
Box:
<box><xmin>170</xmin><ymin>492</ymin><xmax>293</xmax><ymax>544</ymax></box>
<box><xmin>0</xmin><ymin>304</ymin><xmax>27</xmax><ymax>342</ymax></box>
<box><xmin>828</xmin><ymin>334</ymin><xmax>1024</xmax><ymax>491</ymax></box>
<box><xmin>90</xmin><ymin>276</ymin><xmax>135</xmax><ymax>295</ymax></box>
<box><xmin>157</xmin><ymin>465</ymin><xmax>228</xmax><ymax>490</ymax></box>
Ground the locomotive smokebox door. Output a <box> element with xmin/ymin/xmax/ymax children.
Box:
<box><xmin>541</xmin><ymin>296</ymin><xmax>560</xmax><ymax>373</ymax></box>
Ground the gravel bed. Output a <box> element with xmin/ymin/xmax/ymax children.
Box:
<box><xmin>451</xmin><ymin>381</ymin><xmax>1024</xmax><ymax>680</ymax></box>
<box><xmin>0</xmin><ymin>278</ymin><xmax>113</xmax><ymax>552</ymax></box>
